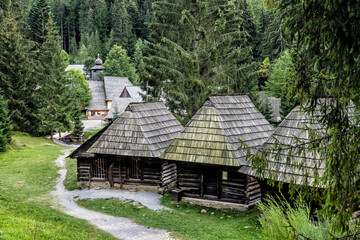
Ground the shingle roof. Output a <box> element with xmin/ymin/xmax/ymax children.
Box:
<box><xmin>104</xmin><ymin>77</ymin><xmax>133</xmax><ymax>101</ymax></box>
<box><xmin>239</xmin><ymin>103</ymin><xmax>355</xmax><ymax>186</ymax></box>
<box><xmin>88</xmin><ymin>102</ymin><xmax>184</xmax><ymax>158</ymax></box>
<box><xmin>121</xmin><ymin>86</ymin><xmax>146</xmax><ymax>100</ymax></box>
<box><xmin>69</xmin><ymin>123</ymin><xmax>113</xmax><ymax>159</ymax></box>
<box><xmin>161</xmin><ymin>95</ymin><xmax>274</xmax><ymax>166</ymax></box>
<box><xmin>105</xmin><ymin>98</ymin><xmax>134</xmax><ymax>119</ymax></box>
<box><xmin>87</xmin><ymin>80</ymin><xmax>106</xmax><ymax>110</ymax></box>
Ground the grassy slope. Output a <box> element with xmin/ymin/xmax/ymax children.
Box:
<box><xmin>0</xmin><ymin>132</ymin><xmax>116</xmax><ymax>240</ymax></box>
<box><xmin>77</xmin><ymin>195</ymin><xmax>261</xmax><ymax>240</ymax></box>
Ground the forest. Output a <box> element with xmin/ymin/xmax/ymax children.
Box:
<box><xmin>0</xmin><ymin>0</ymin><xmax>359</xmax><ymax>238</ymax></box>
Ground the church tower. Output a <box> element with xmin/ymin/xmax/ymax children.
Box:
<box><xmin>91</xmin><ymin>54</ymin><xmax>104</xmax><ymax>80</ymax></box>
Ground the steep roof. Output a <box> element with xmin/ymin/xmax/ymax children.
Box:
<box><xmin>161</xmin><ymin>95</ymin><xmax>274</xmax><ymax>166</ymax></box>
<box><xmin>69</xmin><ymin>123</ymin><xmax>113</xmax><ymax>159</ymax></box>
<box><xmin>88</xmin><ymin>102</ymin><xmax>184</xmax><ymax>158</ymax></box>
<box><xmin>121</xmin><ymin>86</ymin><xmax>146</xmax><ymax>100</ymax></box>
<box><xmin>239</xmin><ymin>103</ymin><xmax>354</xmax><ymax>186</ymax></box>
<box><xmin>104</xmin><ymin>77</ymin><xmax>133</xmax><ymax>101</ymax></box>
<box><xmin>87</xmin><ymin>80</ymin><xmax>106</xmax><ymax>110</ymax></box>
<box><xmin>105</xmin><ymin>98</ymin><xmax>134</xmax><ymax>120</ymax></box>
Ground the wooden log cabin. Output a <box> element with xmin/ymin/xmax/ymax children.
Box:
<box><xmin>239</xmin><ymin>101</ymin><xmax>358</xmax><ymax>202</ymax></box>
<box><xmin>161</xmin><ymin>95</ymin><xmax>274</xmax><ymax>207</ymax></box>
<box><xmin>70</xmin><ymin>102</ymin><xmax>184</xmax><ymax>191</ymax></box>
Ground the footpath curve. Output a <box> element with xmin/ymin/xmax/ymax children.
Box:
<box><xmin>51</xmin><ymin>148</ymin><xmax>173</xmax><ymax>240</ymax></box>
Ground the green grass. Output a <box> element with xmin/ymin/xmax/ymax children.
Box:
<box><xmin>77</xmin><ymin>195</ymin><xmax>261</xmax><ymax>240</ymax></box>
<box><xmin>64</xmin><ymin>156</ymin><xmax>77</xmax><ymax>191</ymax></box>
<box><xmin>82</xmin><ymin>128</ymin><xmax>102</xmax><ymax>141</ymax></box>
<box><xmin>0</xmin><ymin>132</ymin><xmax>116</xmax><ymax>240</ymax></box>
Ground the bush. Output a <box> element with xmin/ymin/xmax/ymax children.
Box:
<box><xmin>257</xmin><ymin>197</ymin><xmax>358</xmax><ymax>240</ymax></box>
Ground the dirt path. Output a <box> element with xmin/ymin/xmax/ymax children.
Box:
<box><xmin>51</xmin><ymin>149</ymin><xmax>173</xmax><ymax>240</ymax></box>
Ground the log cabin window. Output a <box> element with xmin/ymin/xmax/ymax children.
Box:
<box><xmin>222</xmin><ymin>171</ymin><xmax>228</xmax><ymax>180</ymax></box>
<box><xmin>93</xmin><ymin>158</ymin><xmax>107</xmax><ymax>179</ymax></box>
<box><xmin>129</xmin><ymin>159</ymin><xmax>141</xmax><ymax>179</ymax></box>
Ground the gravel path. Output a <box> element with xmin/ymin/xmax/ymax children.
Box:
<box><xmin>51</xmin><ymin>148</ymin><xmax>173</xmax><ymax>240</ymax></box>
<box><xmin>82</xmin><ymin>120</ymin><xmax>105</xmax><ymax>131</ymax></box>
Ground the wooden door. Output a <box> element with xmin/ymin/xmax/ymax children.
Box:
<box><xmin>129</xmin><ymin>159</ymin><xmax>141</xmax><ymax>179</ymax></box>
<box><xmin>202</xmin><ymin>167</ymin><xmax>219</xmax><ymax>199</ymax></box>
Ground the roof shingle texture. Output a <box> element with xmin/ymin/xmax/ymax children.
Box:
<box><xmin>104</xmin><ymin>77</ymin><xmax>133</xmax><ymax>101</ymax></box>
<box><xmin>87</xmin><ymin>80</ymin><xmax>106</xmax><ymax>110</ymax></box>
<box><xmin>88</xmin><ymin>102</ymin><xmax>184</xmax><ymax>158</ymax></box>
<box><xmin>239</xmin><ymin>104</ymin><xmax>355</xmax><ymax>186</ymax></box>
<box><xmin>161</xmin><ymin>95</ymin><xmax>274</xmax><ymax>166</ymax></box>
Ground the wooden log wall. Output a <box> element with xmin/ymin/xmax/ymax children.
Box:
<box><xmin>112</xmin><ymin>161</ymin><xmax>121</xmax><ymax>184</ymax></box>
<box><xmin>141</xmin><ymin>158</ymin><xmax>162</xmax><ymax>185</ymax></box>
<box><xmin>220</xmin><ymin>170</ymin><xmax>247</xmax><ymax>204</ymax></box>
<box><xmin>245</xmin><ymin>176</ymin><xmax>262</xmax><ymax>205</ymax></box>
<box><xmin>77</xmin><ymin>158</ymin><xmax>92</xmax><ymax>182</ymax></box>
<box><xmin>177</xmin><ymin>163</ymin><xmax>202</xmax><ymax>197</ymax></box>
<box><xmin>161</xmin><ymin>161</ymin><xmax>177</xmax><ymax>187</ymax></box>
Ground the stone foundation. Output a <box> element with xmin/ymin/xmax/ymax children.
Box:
<box><xmin>120</xmin><ymin>184</ymin><xmax>159</xmax><ymax>192</ymax></box>
<box><xmin>182</xmin><ymin>197</ymin><xmax>250</xmax><ymax>211</ymax></box>
<box><xmin>158</xmin><ymin>181</ymin><xmax>177</xmax><ymax>194</ymax></box>
<box><xmin>77</xmin><ymin>180</ymin><xmax>175</xmax><ymax>194</ymax></box>
<box><xmin>77</xmin><ymin>181</ymin><xmax>111</xmax><ymax>189</ymax></box>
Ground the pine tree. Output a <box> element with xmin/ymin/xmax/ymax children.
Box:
<box><xmin>103</xmin><ymin>45</ymin><xmax>139</xmax><ymax>84</ymax></box>
<box><xmin>88</xmin><ymin>30</ymin><xmax>104</xmax><ymax>59</ymax></box>
<box><xmin>133</xmin><ymin>38</ymin><xmax>146</xmax><ymax>85</ymax></box>
<box><xmin>27</xmin><ymin>0</ymin><xmax>50</xmax><ymax>48</ymax></box>
<box><xmin>260</xmin><ymin>10</ymin><xmax>289</xmax><ymax>61</ymax></box>
<box><xmin>0</xmin><ymin>95</ymin><xmax>12</xmax><ymax>152</ymax></box>
<box><xmin>146</xmin><ymin>0</ymin><xmax>257</xmax><ymax>123</ymax></box>
<box><xmin>37</xmin><ymin>18</ymin><xmax>75</xmax><ymax>138</ymax></box>
<box><xmin>94</xmin><ymin>0</ymin><xmax>108</xmax><ymax>42</ymax></box>
<box><xmin>259</xmin><ymin>57</ymin><xmax>270</xmax><ymax>87</ymax></box>
<box><xmin>274</xmin><ymin>0</ymin><xmax>360</xmax><ymax>229</ymax></box>
<box><xmin>264</xmin><ymin>51</ymin><xmax>294</xmax><ymax>116</ymax></box>
<box><xmin>72</xmin><ymin>110</ymin><xmax>84</xmax><ymax>138</ymax></box>
<box><xmin>0</xmin><ymin>0</ymin><xmax>10</xmax><ymax>22</ymax></box>
<box><xmin>0</xmin><ymin>10</ymin><xmax>38</xmax><ymax>133</ymax></box>
<box><xmin>110</xmin><ymin>0</ymin><xmax>135</xmax><ymax>54</ymax></box>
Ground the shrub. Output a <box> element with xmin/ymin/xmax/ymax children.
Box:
<box><xmin>257</xmin><ymin>197</ymin><xmax>358</xmax><ymax>240</ymax></box>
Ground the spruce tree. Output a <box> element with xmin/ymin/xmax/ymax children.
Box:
<box><xmin>0</xmin><ymin>95</ymin><xmax>12</xmax><ymax>152</ymax></box>
<box><xmin>94</xmin><ymin>0</ymin><xmax>108</xmax><ymax>42</ymax></box>
<box><xmin>264</xmin><ymin>51</ymin><xmax>294</xmax><ymax>116</ymax></box>
<box><xmin>133</xmin><ymin>38</ymin><xmax>146</xmax><ymax>84</ymax></box>
<box><xmin>27</xmin><ymin>0</ymin><xmax>50</xmax><ymax>48</ymax></box>
<box><xmin>72</xmin><ymin>110</ymin><xmax>84</xmax><ymax>138</ymax></box>
<box><xmin>110</xmin><ymin>0</ymin><xmax>134</xmax><ymax>54</ymax></box>
<box><xmin>146</xmin><ymin>0</ymin><xmax>257</xmax><ymax>123</ymax></box>
<box><xmin>0</xmin><ymin>10</ymin><xmax>38</xmax><ymax>133</ymax></box>
<box><xmin>37</xmin><ymin>18</ymin><xmax>75</xmax><ymax>138</ymax></box>
<box><xmin>260</xmin><ymin>10</ymin><xmax>289</xmax><ymax>61</ymax></box>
